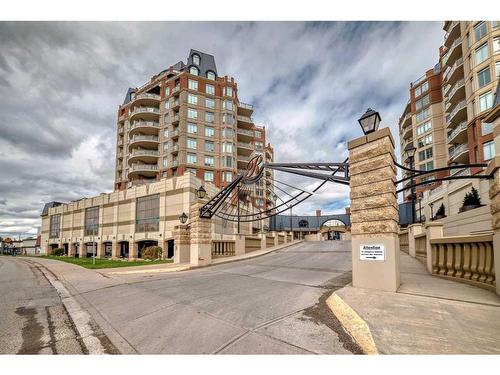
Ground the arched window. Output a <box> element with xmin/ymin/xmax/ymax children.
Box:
<box><xmin>207</xmin><ymin>71</ymin><xmax>216</xmax><ymax>80</ymax></box>
<box><xmin>192</xmin><ymin>54</ymin><xmax>200</xmax><ymax>65</ymax></box>
<box><xmin>190</xmin><ymin>66</ymin><xmax>199</xmax><ymax>76</ymax></box>
<box><xmin>298</xmin><ymin>220</ymin><xmax>309</xmax><ymax>228</ymax></box>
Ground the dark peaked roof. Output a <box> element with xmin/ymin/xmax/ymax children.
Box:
<box><xmin>123</xmin><ymin>88</ymin><xmax>135</xmax><ymax>105</ymax></box>
<box><xmin>186</xmin><ymin>49</ymin><xmax>217</xmax><ymax>77</ymax></box>
<box><xmin>41</xmin><ymin>201</ymin><xmax>62</xmax><ymax>216</ymax></box>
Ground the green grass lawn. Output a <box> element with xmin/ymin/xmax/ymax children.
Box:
<box><xmin>39</xmin><ymin>256</ymin><xmax>173</xmax><ymax>269</ymax></box>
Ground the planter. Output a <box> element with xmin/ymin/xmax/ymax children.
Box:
<box><xmin>458</xmin><ymin>204</ymin><xmax>483</xmax><ymax>213</ymax></box>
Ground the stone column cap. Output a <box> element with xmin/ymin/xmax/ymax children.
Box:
<box><xmin>407</xmin><ymin>223</ymin><xmax>424</xmax><ymax>229</ymax></box>
<box><xmin>425</xmin><ymin>222</ymin><xmax>444</xmax><ymax>228</ymax></box>
<box><xmin>347</xmin><ymin>127</ymin><xmax>395</xmax><ymax>150</ymax></box>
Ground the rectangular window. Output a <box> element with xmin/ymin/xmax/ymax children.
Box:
<box><xmin>162</xmin><ymin>156</ymin><xmax>168</xmax><ymax>168</ymax></box>
<box><xmin>222</xmin><ymin>128</ymin><xmax>233</xmax><ymax>138</ymax></box>
<box><xmin>493</xmin><ymin>21</ymin><xmax>500</xmax><ymax>29</ymax></box>
<box><xmin>426</xmin><ymin>147</ymin><xmax>433</xmax><ymax>159</ymax></box>
<box><xmin>479</xmin><ymin>91</ymin><xmax>493</xmax><ymax>112</ymax></box>
<box><xmin>187</xmin><ymin>153</ymin><xmax>197</xmax><ymax>164</ymax></box>
<box><xmin>205</xmin><ymin>140</ymin><xmax>215</xmax><ymax>152</ymax></box>
<box><xmin>474</xmin><ymin>21</ymin><xmax>487</xmax><ymax>42</ymax></box>
<box><xmin>136</xmin><ymin>194</ymin><xmax>160</xmax><ymax>233</ymax></box>
<box><xmin>163</xmin><ymin>128</ymin><xmax>169</xmax><ymax>138</ymax></box>
<box><xmin>475</xmin><ymin>43</ymin><xmax>489</xmax><ymax>65</ymax></box>
<box><xmin>496</xmin><ymin>62</ymin><xmax>500</xmax><ymax>78</ymax></box>
<box><xmin>187</xmin><ymin>108</ymin><xmax>197</xmax><ymax>119</ymax></box>
<box><xmin>222</xmin><ymin>156</ymin><xmax>233</xmax><ymax>168</ymax></box>
<box><xmin>188</xmin><ymin>94</ymin><xmax>198</xmax><ymax>105</ymax></box>
<box><xmin>206</xmin><ymin>84</ymin><xmax>215</xmax><ymax>95</ymax></box>
<box><xmin>205</xmin><ymin>126</ymin><xmax>215</xmax><ymax>137</ymax></box>
<box><xmin>255</xmin><ymin>130</ymin><xmax>262</xmax><ymax>138</ymax></box>
<box><xmin>466</xmin><ymin>33</ymin><xmax>470</xmax><ymax>48</ymax></box>
<box><xmin>205</xmin><ymin>98</ymin><xmax>215</xmax><ymax>109</ymax></box>
<box><xmin>204</xmin><ymin>155</ymin><xmax>214</xmax><ymax>166</ymax></box>
<box><xmin>416</xmin><ymin>108</ymin><xmax>430</xmax><ymax>123</ymax></box>
<box><xmin>223</xmin><ymin>100</ymin><xmax>233</xmax><ymax>110</ymax></box>
<box><xmin>49</xmin><ymin>214</ymin><xmax>61</xmax><ymax>238</ymax></box>
<box><xmin>255</xmin><ymin>141</ymin><xmax>263</xmax><ymax>151</ymax></box>
<box><xmin>204</xmin><ymin>171</ymin><xmax>214</xmax><ymax>182</ymax></box>
<box><xmin>416</xmin><ymin>121</ymin><xmax>432</xmax><ymax>135</ymax></box>
<box><xmin>205</xmin><ymin>112</ymin><xmax>215</xmax><ymax>123</ymax></box>
<box><xmin>187</xmin><ymin>138</ymin><xmax>197</xmax><ymax>149</ymax></box>
<box><xmin>188</xmin><ymin>79</ymin><xmax>198</xmax><ymax>90</ymax></box>
<box><xmin>163</xmin><ymin>142</ymin><xmax>169</xmax><ymax>151</ymax></box>
<box><xmin>494</xmin><ymin>37</ymin><xmax>500</xmax><ymax>54</ymax></box>
<box><xmin>223</xmin><ymin>171</ymin><xmax>233</xmax><ymax>182</ymax></box>
<box><xmin>84</xmin><ymin>207</ymin><xmax>99</xmax><ymax>236</ymax></box>
<box><xmin>164</xmin><ymin>100</ymin><xmax>170</xmax><ymax>110</ymax></box>
<box><xmin>225</xmin><ymin>87</ymin><xmax>233</xmax><ymax>97</ymax></box>
<box><xmin>477</xmin><ymin>67</ymin><xmax>491</xmax><ymax>88</ymax></box>
<box><xmin>481</xmin><ymin>121</ymin><xmax>494</xmax><ymax>136</ymax></box>
<box><xmin>165</xmin><ymin>86</ymin><xmax>170</xmax><ymax>96</ymax></box>
<box><xmin>223</xmin><ymin>114</ymin><xmax>234</xmax><ymax>125</ymax></box>
<box><xmin>483</xmin><ymin>141</ymin><xmax>496</xmax><ymax>160</ymax></box>
<box><xmin>187</xmin><ymin>123</ymin><xmax>197</xmax><ymax>134</ymax></box>
<box><xmin>222</xmin><ymin>142</ymin><xmax>233</xmax><ymax>153</ymax></box>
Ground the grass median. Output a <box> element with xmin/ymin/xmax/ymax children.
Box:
<box><xmin>40</xmin><ymin>256</ymin><xmax>173</xmax><ymax>269</ymax></box>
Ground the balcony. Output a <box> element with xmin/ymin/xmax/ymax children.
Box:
<box><xmin>173</xmin><ymin>85</ymin><xmax>180</xmax><ymax>94</ymax></box>
<box><xmin>129</xmin><ymin>135</ymin><xmax>159</xmax><ymax>149</ymax></box>
<box><xmin>171</xmin><ymin>129</ymin><xmax>180</xmax><ymax>138</ymax></box>
<box><xmin>402</xmin><ymin>124</ymin><xmax>413</xmax><ymax>140</ymax></box>
<box><xmin>451</xmin><ymin>167</ymin><xmax>471</xmax><ymax>177</ymax></box>
<box><xmin>237</xmin><ymin>102</ymin><xmax>254</xmax><ymax>116</ymax></box>
<box><xmin>443</xmin><ymin>57</ymin><xmax>463</xmax><ymax>84</ymax></box>
<box><xmin>129</xmin><ymin>120</ymin><xmax>160</xmax><ymax>136</ymax></box>
<box><xmin>171</xmin><ymin>114</ymin><xmax>180</xmax><ymax>124</ymax></box>
<box><xmin>237</xmin><ymin>141</ymin><xmax>253</xmax><ymax>156</ymax></box>
<box><xmin>237</xmin><ymin>128</ymin><xmax>254</xmax><ymax>140</ymax></box>
<box><xmin>447</xmin><ymin>121</ymin><xmax>468</xmax><ymax>144</ymax></box>
<box><xmin>170</xmin><ymin>144</ymin><xmax>179</xmax><ymax>153</ymax></box>
<box><xmin>402</xmin><ymin>112</ymin><xmax>412</xmax><ymax>126</ymax></box>
<box><xmin>444</xmin><ymin>21</ymin><xmax>460</xmax><ymax>48</ymax></box>
<box><xmin>446</xmin><ymin>100</ymin><xmax>467</xmax><ymax>125</ymax></box>
<box><xmin>128</xmin><ymin>163</ymin><xmax>159</xmax><ymax>178</ymax></box>
<box><xmin>128</xmin><ymin>149</ymin><xmax>159</xmax><ymax>164</ymax></box>
<box><xmin>171</xmin><ymin>99</ymin><xmax>180</xmax><ymax>109</ymax></box>
<box><xmin>172</xmin><ymin>160</ymin><xmax>179</xmax><ymax>168</ymax></box>
<box><xmin>445</xmin><ymin>78</ymin><xmax>465</xmax><ymax>105</ymax></box>
<box><xmin>448</xmin><ymin>143</ymin><xmax>469</xmax><ymax>163</ymax></box>
<box><xmin>442</xmin><ymin>37</ymin><xmax>462</xmax><ymax>67</ymax></box>
<box><xmin>129</xmin><ymin>106</ymin><xmax>160</xmax><ymax>121</ymax></box>
<box><xmin>132</xmin><ymin>92</ymin><xmax>161</xmax><ymax>104</ymax></box>
<box><xmin>237</xmin><ymin>155</ymin><xmax>250</xmax><ymax>164</ymax></box>
<box><xmin>237</xmin><ymin>115</ymin><xmax>254</xmax><ymax>128</ymax></box>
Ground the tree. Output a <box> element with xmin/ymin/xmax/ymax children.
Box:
<box><xmin>435</xmin><ymin>203</ymin><xmax>445</xmax><ymax>218</ymax></box>
<box><xmin>463</xmin><ymin>187</ymin><xmax>481</xmax><ymax>207</ymax></box>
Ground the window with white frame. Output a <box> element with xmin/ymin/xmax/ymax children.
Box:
<box><xmin>481</xmin><ymin>121</ymin><xmax>494</xmax><ymax>136</ymax></box>
<box><xmin>477</xmin><ymin>67</ymin><xmax>491</xmax><ymax>88</ymax></box>
<box><xmin>255</xmin><ymin>141</ymin><xmax>263</xmax><ymax>151</ymax></box>
<box><xmin>187</xmin><ymin>153</ymin><xmax>197</xmax><ymax>164</ymax></box>
<box><xmin>493</xmin><ymin>21</ymin><xmax>499</xmax><ymax>29</ymax></box>
<box><xmin>164</xmin><ymin>100</ymin><xmax>170</xmax><ymax>110</ymax></box>
<box><xmin>223</xmin><ymin>114</ymin><xmax>234</xmax><ymax>125</ymax></box>
<box><xmin>222</xmin><ymin>142</ymin><xmax>233</xmax><ymax>153</ymax></box>
<box><xmin>204</xmin><ymin>155</ymin><xmax>214</xmax><ymax>166</ymax></box>
<box><xmin>192</xmin><ymin>54</ymin><xmax>200</xmax><ymax>65</ymax></box>
<box><xmin>416</xmin><ymin>108</ymin><xmax>430</xmax><ymax>123</ymax></box>
<box><xmin>205</xmin><ymin>112</ymin><xmax>214</xmax><ymax>123</ymax></box>
<box><xmin>188</xmin><ymin>94</ymin><xmax>198</xmax><ymax>105</ymax></box>
<box><xmin>475</xmin><ymin>43</ymin><xmax>489</xmax><ymax>65</ymax></box>
<box><xmin>205</xmin><ymin>98</ymin><xmax>215</xmax><ymax>109</ymax></box>
<box><xmin>206</xmin><ymin>84</ymin><xmax>215</xmax><ymax>95</ymax></box>
<box><xmin>225</xmin><ymin>87</ymin><xmax>233</xmax><ymax>97</ymax></box>
<box><xmin>414</xmin><ymin>81</ymin><xmax>428</xmax><ymax>97</ymax></box>
<box><xmin>415</xmin><ymin>95</ymin><xmax>429</xmax><ymax>110</ymax></box>
<box><xmin>163</xmin><ymin>142</ymin><xmax>169</xmax><ymax>151</ymax></box>
<box><xmin>222</xmin><ymin>156</ymin><xmax>233</xmax><ymax>168</ymax></box>
<box><xmin>163</xmin><ymin>128</ymin><xmax>169</xmax><ymax>138</ymax></box>
<box><xmin>479</xmin><ymin>91</ymin><xmax>493</xmax><ymax>112</ymax></box>
<box><xmin>223</xmin><ymin>100</ymin><xmax>233</xmax><ymax>110</ymax></box>
<box><xmin>205</xmin><ymin>126</ymin><xmax>214</xmax><ymax>137</ymax></box>
<box><xmin>188</xmin><ymin>79</ymin><xmax>198</xmax><ymax>90</ymax></box>
<box><xmin>416</xmin><ymin>121</ymin><xmax>432</xmax><ymax>136</ymax></box>
<box><xmin>255</xmin><ymin>130</ymin><xmax>261</xmax><ymax>138</ymax></box>
<box><xmin>190</xmin><ymin>66</ymin><xmax>199</xmax><ymax>76</ymax></box>
<box><xmin>483</xmin><ymin>141</ymin><xmax>496</xmax><ymax>160</ymax></box>
<box><xmin>207</xmin><ymin>71</ymin><xmax>216</xmax><ymax>80</ymax></box>
<box><xmin>223</xmin><ymin>171</ymin><xmax>233</xmax><ymax>182</ymax></box>
<box><xmin>162</xmin><ymin>157</ymin><xmax>168</xmax><ymax>168</ymax></box>
<box><xmin>204</xmin><ymin>171</ymin><xmax>214</xmax><ymax>182</ymax></box>
<box><xmin>494</xmin><ymin>37</ymin><xmax>500</xmax><ymax>54</ymax></box>
<box><xmin>204</xmin><ymin>140</ymin><xmax>214</xmax><ymax>152</ymax></box>
<box><xmin>222</xmin><ymin>128</ymin><xmax>233</xmax><ymax>138</ymax></box>
<box><xmin>165</xmin><ymin>86</ymin><xmax>170</xmax><ymax>96</ymax></box>
<box><xmin>187</xmin><ymin>108</ymin><xmax>197</xmax><ymax>119</ymax></box>
<box><xmin>474</xmin><ymin>21</ymin><xmax>487</xmax><ymax>42</ymax></box>
<box><xmin>496</xmin><ymin>62</ymin><xmax>500</xmax><ymax>78</ymax></box>
<box><xmin>187</xmin><ymin>138</ymin><xmax>197</xmax><ymax>149</ymax></box>
<box><xmin>187</xmin><ymin>123</ymin><xmax>197</xmax><ymax>134</ymax></box>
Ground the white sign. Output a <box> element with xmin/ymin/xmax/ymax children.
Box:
<box><xmin>360</xmin><ymin>244</ymin><xmax>385</xmax><ymax>261</ymax></box>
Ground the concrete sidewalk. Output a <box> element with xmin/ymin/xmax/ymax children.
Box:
<box><xmin>334</xmin><ymin>252</ymin><xmax>500</xmax><ymax>354</ymax></box>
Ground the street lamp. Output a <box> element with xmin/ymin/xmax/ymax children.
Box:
<box><xmin>404</xmin><ymin>143</ymin><xmax>417</xmax><ymax>224</ymax></box>
<box><xmin>197</xmin><ymin>186</ymin><xmax>206</xmax><ymax>199</ymax></box>
<box><xmin>358</xmin><ymin>108</ymin><xmax>381</xmax><ymax>135</ymax></box>
<box><xmin>179</xmin><ymin>212</ymin><xmax>188</xmax><ymax>224</ymax></box>
<box><xmin>429</xmin><ymin>202</ymin><xmax>434</xmax><ymax>221</ymax></box>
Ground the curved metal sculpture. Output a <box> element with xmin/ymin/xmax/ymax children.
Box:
<box><xmin>199</xmin><ymin>155</ymin><xmax>349</xmax><ymax>222</ymax></box>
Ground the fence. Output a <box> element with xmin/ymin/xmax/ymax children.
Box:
<box><xmin>399</xmin><ymin>230</ymin><xmax>409</xmax><ymax>254</ymax></box>
<box><xmin>430</xmin><ymin>235</ymin><xmax>495</xmax><ymax>291</ymax></box>
<box><xmin>245</xmin><ymin>236</ymin><xmax>261</xmax><ymax>253</ymax></box>
<box><xmin>211</xmin><ymin>240</ymin><xmax>235</xmax><ymax>257</ymax></box>
<box><xmin>266</xmin><ymin>235</ymin><xmax>275</xmax><ymax>247</ymax></box>
<box><xmin>414</xmin><ymin>233</ymin><xmax>427</xmax><ymax>263</ymax></box>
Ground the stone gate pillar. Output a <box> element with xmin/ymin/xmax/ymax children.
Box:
<box><xmin>189</xmin><ymin>198</ymin><xmax>212</xmax><ymax>267</ymax></box>
<box><xmin>487</xmin><ymin>156</ymin><xmax>500</xmax><ymax>295</ymax></box>
<box><xmin>348</xmin><ymin>127</ymin><xmax>400</xmax><ymax>292</ymax></box>
<box><xmin>173</xmin><ymin>225</ymin><xmax>191</xmax><ymax>264</ymax></box>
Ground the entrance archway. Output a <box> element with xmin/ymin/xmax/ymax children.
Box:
<box><xmin>320</xmin><ymin>219</ymin><xmax>348</xmax><ymax>240</ymax></box>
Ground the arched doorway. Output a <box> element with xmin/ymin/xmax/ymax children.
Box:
<box><xmin>320</xmin><ymin>219</ymin><xmax>348</xmax><ymax>240</ymax></box>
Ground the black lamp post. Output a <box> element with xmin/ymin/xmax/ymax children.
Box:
<box><xmin>179</xmin><ymin>212</ymin><xmax>188</xmax><ymax>224</ymax></box>
<box><xmin>197</xmin><ymin>186</ymin><xmax>206</xmax><ymax>199</ymax></box>
<box><xmin>404</xmin><ymin>143</ymin><xmax>417</xmax><ymax>224</ymax></box>
<box><xmin>358</xmin><ymin>108</ymin><xmax>382</xmax><ymax>135</ymax></box>
<box><xmin>429</xmin><ymin>202</ymin><xmax>434</xmax><ymax>221</ymax></box>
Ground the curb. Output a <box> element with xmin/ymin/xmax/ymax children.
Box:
<box><xmin>326</xmin><ymin>292</ymin><xmax>378</xmax><ymax>355</ymax></box>
<box><xmin>104</xmin><ymin>264</ymin><xmax>190</xmax><ymax>275</ymax></box>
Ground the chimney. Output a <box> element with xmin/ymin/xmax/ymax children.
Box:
<box><xmin>316</xmin><ymin>209</ymin><xmax>321</xmax><ymax>217</ymax></box>
<box><xmin>345</xmin><ymin>207</ymin><xmax>350</xmax><ymax>215</ymax></box>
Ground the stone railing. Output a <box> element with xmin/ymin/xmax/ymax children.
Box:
<box><xmin>237</xmin><ymin>128</ymin><xmax>254</xmax><ymax>136</ymax></box>
<box><xmin>238</xmin><ymin>102</ymin><xmax>253</xmax><ymax>110</ymax></box>
<box><xmin>237</xmin><ymin>115</ymin><xmax>253</xmax><ymax>123</ymax></box>
<box><xmin>446</xmin><ymin>78</ymin><xmax>465</xmax><ymax>101</ymax></box>
<box><xmin>430</xmin><ymin>234</ymin><xmax>495</xmax><ymax>291</ymax></box>
<box><xmin>266</xmin><ymin>235</ymin><xmax>275</xmax><ymax>247</ymax></box>
<box><xmin>446</xmin><ymin>100</ymin><xmax>466</xmax><ymax>123</ymax></box>
<box><xmin>447</xmin><ymin>121</ymin><xmax>467</xmax><ymax>142</ymax></box>
<box><xmin>287</xmin><ymin>233</ymin><xmax>292</xmax><ymax>242</ymax></box>
<box><xmin>415</xmin><ymin>233</ymin><xmax>427</xmax><ymax>263</ymax></box>
<box><xmin>134</xmin><ymin>93</ymin><xmax>160</xmax><ymax>101</ymax></box>
<box><xmin>211</xmin><ymin>240</ymin><xmax>235</xmax><ymax>258</ymax></box>
<box><xmin>449</xmin><ymin>143</ymin><xmax>468</xmax><ymax>160</ymax></box>
<box><xmin>245</xmin><ymin>236</ymin><xmax>261</xmax><ymax>253</ymax></box>
<box><xmin>444</xmin><ymin>57</ymin><xmax>463</xmax><ymax>82</ymax></box>
<box><xmin>278</xmin><ymin>234</ymin><xmax>285</xmax><ymax>245</ymax></box>
<box><xmin>399</xmin><ymin>230</ymin><xmax>409</xmax><ymax>254</ymax></box>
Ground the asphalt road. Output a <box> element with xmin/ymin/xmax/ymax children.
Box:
<box><xmin>88</xmin><ymin>240</ymin><xmax>360</xmax><ymax>354</ymax></box>
<box><xmin>0</xmin><ymin>256</ymin><xmax>85</xmax><ymax>354</ymax></box>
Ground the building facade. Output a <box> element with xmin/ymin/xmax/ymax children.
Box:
<box><xmin>114</xmin><ymin>49</ymin><xmax>275</xmax><ymax>212</ymax></box>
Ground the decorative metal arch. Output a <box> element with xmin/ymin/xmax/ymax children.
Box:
<box><xmin>199</xmin><ymin>155</ymin><xmax>350</xmax><ymax>223</ymax></box>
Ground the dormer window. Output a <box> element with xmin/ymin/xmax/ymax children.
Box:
<box><xmin>192</xmin><ymin>54</ymin><xmax>200</xmax><ymax>65</ymax></box>
<box><xmin>190</xmin><ymin>66</ymin><xmax>199</xmax><ymax>76</ymax></box>
<box><xmin>207</xmin><ymin>71</ymin><xmax>216</xmax><ymax>81</ymax></box>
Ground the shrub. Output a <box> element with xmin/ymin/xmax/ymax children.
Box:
<box><xmin>52</xmin><ymin>248</ymin><xmax>65</xmax><ymax>256</ymax></box>
<box><xmin>435</xmin><ymin>203</ymin><xmax>445</xmax><ymax>218</ymax></box>
<box><xmin>141</xmin><ymin>246</ymin><xmax>163</xmax><ymax>260</ymax></box>
<box><xmin>462</xmin><ymin>187</ymin><xmax>481</xmax><ymax>207</ymax></box>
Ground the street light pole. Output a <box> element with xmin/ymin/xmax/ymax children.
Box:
<box><xmin>404</xmin><ymin>144</ymin><xmax>417</xmax><ymax>225</ymax></box>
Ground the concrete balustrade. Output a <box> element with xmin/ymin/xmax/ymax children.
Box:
<box><xmin>399</xmin><ymin>230</ymin><xmax>409</xmax><ymax>253</ymax></box>
<box><xmin>211</xmin><ymin>240</ymin><xmax>235</xmax><ymax>257</ymax></box>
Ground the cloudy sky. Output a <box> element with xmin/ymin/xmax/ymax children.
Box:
<box><xmin>0</xmin><ymin>21</ymin><xmax>444</xmax><ymax>237</ymax></box>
